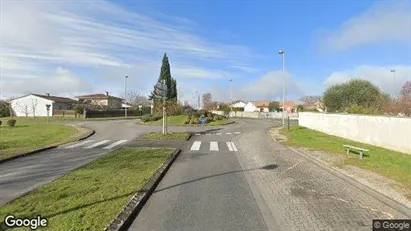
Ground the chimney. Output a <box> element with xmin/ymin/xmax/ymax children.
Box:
<box><xmin>46</xmin><ymin>93</ymin><xmax>50</xmax><ymax>96</ymax></box>
<box><xmin>105</xmin><ymin>91</ymin><xmax>109</xmax><ymax>96</ymax></box>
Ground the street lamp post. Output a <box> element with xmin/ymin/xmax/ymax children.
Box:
<box><xmin>124</xmin><ymin>75</ymin><xmax>128</xmax><ymax>118</ymax></box>
<box><xmin>390</xmin><ymin>69</ymin><xmax>396</xmax><ymax>99</ymax></box>
<box><xmin>278</xmin><ymin>50</ymin><xmax>285</xmax><ymax>127</ymax></box>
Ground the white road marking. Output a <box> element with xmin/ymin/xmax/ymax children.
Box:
<box><xmin>84</xmin><ymin>140</ymin><xmax>111</xmax><ymax>149</ymax></box>
<box><xmin>210</xmin><ymin>142</ymin><xmax>219</xmax><ymax>151</ymax></box>
<box><xmin>234</xmin><ymin>132</ymin><xmax>241</xmax><ymax>134</ymax></box>
<box><xmin>65</xmin><ymin>140</ymin><xmax>95</xmax><ymax>149</ymax></box>
<box><xmin>190</xmin><ymin>141</ymin><xmax>202</xmax><ymax>151</ymax></box>
<box><xmin>103</xmin><ymin>140</ymin><xmax>128</xmax><ymax>149</ymax></box>
<box><xmin>226</xmin><ymin>132</ymin><xmax>232</xmax><ymax>135</ymax></box>
<box><xmin>195</xmin><ymin>134</ymin><xmax>201</xmax><ymax>136</ymax></box>
<box><xmin>226</xmin><ymin>142</ymin><xmax>233</xmax><ymax>151</ymax></box>
<box><xmin>206</xmin><ymin>133</ymin><xmax>212</xmax><ymax>135</ymax></box>
<box><xmin>216</xmin><ymin>133</ymin><xmax>222</xmax><ymax>135</ymax></box>
<box><xmin>230</xmin><ymin>142</ymin><xmax>238</xmax><ymax>151</ymax></box>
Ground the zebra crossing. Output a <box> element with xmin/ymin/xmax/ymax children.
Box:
<box><xmin>61</xmin><ymin>139</ymin><xmax>128</xmax><ymax>150</ymax></box>
<box><xmin>194</xmin><ymin>131</ymin><xmax>242</xmax><ymax>136</ymax></box>
<box><xmin>189</xmin><ymin>141</ymin><xmax>238</xmax><ymax>152</ymax></box>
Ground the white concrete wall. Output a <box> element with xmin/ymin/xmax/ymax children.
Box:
<box><xmin>299</xmin><ymin>112</ymin><xmax>411</xmax><ymax>154</ymax></box>
<box><xmin>211</xmin><ymin>110</ymin><xmax>299</xmax><ymax>119</ymax></box>
<box><xmin>11</xmin><ymin>95</ymin><xmax>53</xmax><ymax>117</ymax></box>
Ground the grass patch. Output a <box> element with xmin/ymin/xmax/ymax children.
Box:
<box><xmin>0</xmin><ymin>118</ymin><xmax>79</xmax><ymax>161</ymax></box>
<box><xmin>140</xmin><ymin>132</ymin><xmax>190</xmax><ymax>141</ymax></box>
<box><xmin>281</xmin><ymin>126</ymin><xmax>411</xmax><ymax>199</ymax></box>
<box><xmin>0</xmin><ymin>147</ymin><xmax>175</xmax><ymax>231</ymax></box>
<box><xmin>144</xmin><ymin>115</ymin><xmax>233</xmax><ymax>126</ymax></box>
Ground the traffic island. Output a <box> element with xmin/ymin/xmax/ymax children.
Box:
<box><xmin>139</xmin><ymin>132</ymin><xmax>191</xmax><ymax>141</ymax></box>
<box><xmin>0</xmin><ymin>147</ymin><xmax>178</xmax><ymax>231</ymax></box>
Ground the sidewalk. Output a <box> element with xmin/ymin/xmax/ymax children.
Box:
<box><xmin>234</xmin><ymin>130</ymin><xmax>411</xmax><ymax>231</ymax></box>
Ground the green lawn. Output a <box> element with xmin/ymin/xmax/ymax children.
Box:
<box><xmin>145</xmin><ymin>115</ymin><xmax>233</xmax><ymax>126</ymax></box>
<box><xmin>0</xmin><ymin>118</ymin><xmax>79</xmax><ymax>160</ymax></box>
<box><xmin>281</xmin><ymin>126</ymin><xmax>411</xmax><ymax>199</ymax></box>
<box><xmin>139</xmin><ymin>132</ymin><xmax>190</xmax><ymax>141</ymax></box>
<box><xmin>0</xmin><ymin>147</ymin><xmax>175</xmax><ymax>231</ymax></box>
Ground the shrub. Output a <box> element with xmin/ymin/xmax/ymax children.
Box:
<box><xmin>0</xmin><ymin>101</ymin><xmax>10</xmax><ymax>117</ymax></box>
<box><xmin>190</xmin><ymin>117</ymin><xmax>199</xmax><ymax>124</ymax></box>
<box><xmin>7</xmin><ymin>119</ymin><xmax>16</xmax><ymax>127</ymax></box>
<box><xmin>0</xmin><ymin>120</ymin><xmax>2</xmax><ymax>126</ymax></box>
<box><xmin>346</xmin><ymin>104</ymin><xmax>379</xmax><ymax>115</ymax></box>
<box><xmin>183</xmin><ymin>116</ymin><xmax>191</xmax><ymax>124</ymax></box>
<box><xmin>206</xmin><ymin>116</ymin><xmax>214</xmax><ymax>123</ymax></box>
<box><xmin>74</xmin><ymin>104</ymin><xmax>84</xmax><ymax>115</ymax></box>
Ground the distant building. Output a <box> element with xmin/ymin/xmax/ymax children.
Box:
<box><xmin>244</xmin><ymin>101</ymin><xmax>270</xmax><ymax>112</ymax></box>
<box><xmin>10</xmin><ymin>93</ymin><xmax>78</xmax><ymax>117</ymax></box>
<box><xmin>280</xmin><ymin>101</ymin><xmax>297</xmax><ymax>113</ymax></box>
<box><xmin>75</xmin><ymin>92</ymin><xmax>123</xmax><ymax>109</ymax></box>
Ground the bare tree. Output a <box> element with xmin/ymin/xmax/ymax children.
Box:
<box><xmin>127</xmin><ymin>90</ymin><xmax>150</xmax><ymax>107</ymax></box>
<box><xmin>300</xmin><ymin>95</ymin><xmax>322</xmax><ymax>105</ymax></box>
<box><xmin>202</xmin><ymin>93</ymin><xmax>212</xmax><ymax>110</ymax></box>
<box><xmin>31</xmin><ymin>98</ymin><xmax>39</xmax><ymax>118</ymax></box>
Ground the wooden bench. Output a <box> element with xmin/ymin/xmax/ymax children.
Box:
<box><xmin>343</xmin><ymin>145</ymin><xmax>369</xmax><ymax>159</ymax></box>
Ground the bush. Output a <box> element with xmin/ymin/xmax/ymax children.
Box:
<box><xmin>190</xmin><ymin>117</ymin><xmax>199</xmax><ymax>124</ymax></box>
<box><xmin>7</xmin><ymin>119</ymin><xmax>16</xmax><ymax>127</ymax></box>
<box><xmin>183</xmin><ymin>116</ymin><xmax>191</xmax><ymax>124</ymax></box>
<box><xmin>206</xmin><ymin>116</ymin><xmax>214</xmax><ymax>123</ymax></box>
<box><xmin>0</xmin><ymin>101</ymin><xmax>10</xmax><ymax>117</ymax></box>
<box><xmin>346</xmin><ymin>104</ymin><xmax>379</xmax><ymax>115</ymax></box>
<box><xmin>74</xmin><ymin>104</ymin><xmax>84</xmax><ymax>115</ymax></box>
<box><xmin>141</xmin><ymin>114</ymin><xmax>162</xmax><ymax>122</ymax></box>
<box><xmin>0</xmin><ymin>120</ymin><xmax>2</xmax><ymax>126</ymax></box>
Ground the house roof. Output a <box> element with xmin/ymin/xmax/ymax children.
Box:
<box><xmin>251</xmin><ymin>101</ymin><xmax>270</xmax><ymax>108</ymax></box>
<box><xmin>10</xmin><ymin>93</ymin><xmax>78</xmax><ymax>104</ymax></box>
<box><xmin>75</xmin><ymin>93</ymin><xmax>123</xmax><ymax>100</ymax></box>
<box><xmin>280</xmin><ymin>101</ymin><xmax>297</xmax><ymax>108</ymax></box>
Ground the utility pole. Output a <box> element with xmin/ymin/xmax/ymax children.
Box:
<box><xmin>125</xmin><ymin>75</ymin><xmax>128</xmax><ymax>118</ymax></box>
<box><xmin>278</xmin><ymin>50</ymin><xmax>285</xmax><ymax>127</ymax></box>
<box><xmin>162</xmin><ymin>79</ymin><xmax>167</xmax><ymax>134</ymax></box>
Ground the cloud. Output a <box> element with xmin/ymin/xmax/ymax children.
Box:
<box><xmin>206</xmin><ymin>71</ymin><xmax>304</xmax><ymax>102</ymax></box>
<box><xmin>323</xmin><ymin>65</ymin><xmax>411</xmax><ymax>96</ymax></box>
<box><xmin>3</xmin><ymin>67</ymin><xmax>92</xmax><ymax>99</ymax></box>
<box><xmin>231</xmin><ymin>65</ymin><xmax>260</xmax><ymax>73</ymax></box>
<box><xmin>0</xmin><ymin>0</ymin><xmax>255</xmax><ymax>99</ymax></box>
<box><xmin>318</xmin><ymin>0</ymin><xmax>411</xmax><ymax>51</ymax></box>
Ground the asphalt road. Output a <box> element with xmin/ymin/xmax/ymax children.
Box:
<box><xmin>0</xmin><ymin>120</ymin><xmax>156</xmax><ymax>205</ymax></box>
<box><xmin>128</xmin><ymin>120</ymin><xmax>274</xmax><ymax>231</ymax></box>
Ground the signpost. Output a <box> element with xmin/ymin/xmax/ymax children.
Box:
<box><xmin>200</xmin><ymin>117</ymin><xmax>206</xmax><ymax>126</ymax></box>
<box><xmin>45</xmin><ymin>104</ymin><xmax>51</xmax><ymax>124</ymax></box>
<box><xmin>154</xmin><ymin>80</ymin><xmax>168</xmax><ymax>134</ymax></box>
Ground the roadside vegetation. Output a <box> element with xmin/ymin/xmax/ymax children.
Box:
<box><xmin>0</xmin><ymin>118</ymin><xmax>80</xmax><ymax>161</ymax></box>
<box><xmin>280</xmin><ymin>126</ymin><xmax>411</xmax><ymax>199</ymax></box>
<box><xmin>140</xmin><ymin>132</ymin><xmax>190</xmax><ymax>140</ymax></box>
<box><xmin>0</xmin><ymin>147</ymin><xmax>175</xmax><ymax>230</ymax></box>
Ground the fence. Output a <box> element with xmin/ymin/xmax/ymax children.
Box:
<box><xmin>53</xmin><ymin>110</ymin><xmax>78</xmax><ymax>118</ymax></box>
<box><xmin>84</xmin><ymin>107</ymin><xmax>151</xmax><ymax>118</ymax></box>
<box><xmin>299</xmin><ymin>112</ymin><xmax>411</xmax><ymax>154</ymax></box>
<box><xmin>211</xmin><ymin>110</ymin><xmax>299</xmax><ymax>120</ymax></box>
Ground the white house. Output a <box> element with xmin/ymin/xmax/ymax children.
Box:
<box><xmin>231</xmin><ymin>100</ymin><xmax>247</xmax><ymax>109</ymax></box>
<box><xmin>244</xmin><ymin>101</ymin><xmax>270</xmax><ymax>112</ymax></box>
<box><xmin>10</xmin><ymin>93</ymin><xmax>78</xmax><ymax>117</ymax></box>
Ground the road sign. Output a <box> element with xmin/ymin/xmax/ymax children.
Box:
<box><xmin>154</xmin><ymin>88</ymin><xmax>167</xmax><ymax>97</ymax></box>
<box><xmin>155</xmin><ymin>82</ymin><xmax>168</xmax><ymax>91</ymax></box>
<box><xmin>200</xmin><ymin>118</ymin><xmax>206</xmax><ymax>124</ymax></box>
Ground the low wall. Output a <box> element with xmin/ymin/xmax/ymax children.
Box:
<box><xmin>211</xmin><ymin>111</ymin><xmax>299</xmax><ymax>119</ymax></box>
<box><xmin>299</xmin><ymin>112</ymin><xmax>411</xmax><ymax>154</ymax></box>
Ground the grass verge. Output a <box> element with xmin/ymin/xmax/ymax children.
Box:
<box><xmin>280</xmin><ymin>126</ymin><xmax>411</xmax><ymax>199</ymax></box>
<box><xmin>0</xmin><ymin>147</ymin><xmax>175</xmax><ymax>231</ymax></box>
<box><xmin>139</xmin><ymin>132</ymin><xmax>190</xmax><ymax>141</ymax></box>
<box><xmin>1</xmin><ymin>116</ymin><xmax>142</xmax><ymax>123</ymax></box>
<box><xmin>144</xmin><ymin>115</ymin><xmax>233</xmax><ymax>126</ymax></box>
<box><xmin>0</xmin><ymin>118</ymin><xmax>79</xmax><ymax>161</ymax></box>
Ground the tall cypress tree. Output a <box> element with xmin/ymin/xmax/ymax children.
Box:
<box><xmin>149</xmin><ymin>53</ymin><xmax>174</xmax><ymax>112</ymax></box>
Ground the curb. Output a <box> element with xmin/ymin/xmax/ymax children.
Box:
<box><xmin>0</xmin><ymin>128</ymin><xmax>95</xmax><ymax>165</ymax></box>
<box><xmin>288</xmin><ymin>147</ymin><xmax>411</xmax><ymax>217</ymax></box>
<box><xmin>105</xmin><ymin>148</ymin><xmax>182</xmax><ymax>231</ymax></box>
<box><xmin>137</xmin><ymin>121</ymin><xmax>235</xmax><ymax>127</ymax></box>
<box><xmin>265</xmin><ymin>128</ymin><xmax>411</xmax><ymax>217</ymax></box>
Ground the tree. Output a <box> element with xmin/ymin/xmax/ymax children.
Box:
<box><xmin>300</xmin><ymin>96</ymin><xmax>322</xmax><ymax>105</ymax></box>
<box><xmin>0</xmin><ymin>100</ymin><xmax>10</xmax><ymax>117</ymax></box>
<box><xmin>400</xmin><ymin>81</ymin><xmax>411</xmax><ymax>101</ymax></box>
<box><xmin>31</xmin><ymin>98</ymin><xmax>39</xmax><ymax>118</ymax></box>
<box><xmin>202</xmin><ymin>93</ymin><xmax>213</xmax><ymax>110</ymax></box>
<box><xmin>127</xmin><ymin>90</ymin><xmax>150</xmax><ymax>107</ymax></box>
<box><xmin>323</xmin><ymin>79</ymin><xmax>387</xmax><ymax>113</ymax></box>
<box><xmin>268</xmin><ymin>101</ymin><xmax>280</xmax><ymax>112</ymax></box>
